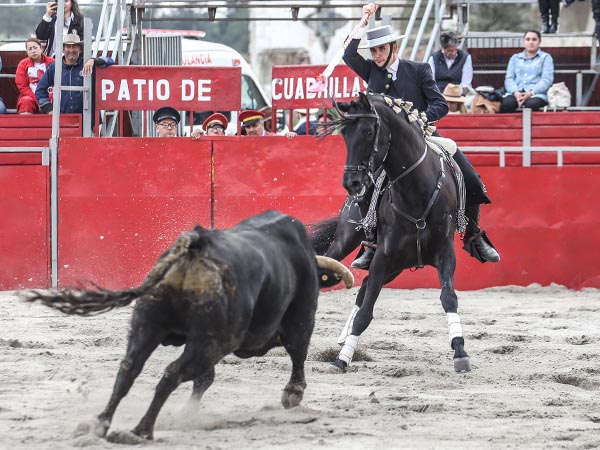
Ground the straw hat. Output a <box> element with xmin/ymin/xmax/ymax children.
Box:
<box><xmin>63</xmin><ymin>34</ymin><xmax>83</xmax><ymax>47</ymax></box>
<box><xmin>443</xmin><ymin>84</ymin><xmax>467</xmax><ymax>103</ymax></box>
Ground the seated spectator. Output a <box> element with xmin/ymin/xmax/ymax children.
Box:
<box><xmin>0</xmin><ymin>56</ymin><xmax>7</xmax><ymax>114</ymax></box>
<box><xmin>153</xmin><ymin>107</ymin><xmax>180</xmax><ymax>138</ymax></box>
<box><xmin>315</xmin><ymin>108</ymin><xmax>340</xmax><ymax>134</ymax></box>
<box><xmin>35</xmin><ymin>34</ymin><xmax>113</xmax><ymax>114</ymax></box>
<box><xmin>428</xmin><ymin>31</ymin><xmax>473</xmax><ymax>94</ymax></box>
<box><xmin>500</xmin><ymin>30</ymin><xmax>553</xmax><ymax>113</ymax></box>
<box><xmin>16</xmin><ymin>38</ymin><xmax>55</xmax><ymax>114</ymax></box>
<box><xmin>443</xmin><ymin>83</ymin><xmax>468</xmax><ymax>114</ymax></box>
<box><xmin>190</xmin><ymin>112</ymin><xmax>228</xmax><ymax>139</ymax></box>
<box><xmin>240</xmin><ymin>109</ymin><xmax>296</xmax><ymax>139</ymax></box>
<box><xmin>36</xmin><ymin>0</ymin><xmax>84</xmax><ymax>57</ymax></box>
<box><xmin>294</xmin><ymin>108</ymin><xmax>320</xmax><ymax>135</ymax></box>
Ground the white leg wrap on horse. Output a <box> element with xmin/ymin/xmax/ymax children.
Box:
<box><xmin>337</xmin><ymin>305</ymin><xmax>359</xmax><ymax>345</ymax></box>
<box><xmin>338</xmin><ymin>334</ymin><xmax>359</xmax><ymax>365</ymax></box>
<box><xmin>447</xmin><ymin>312</ymin><xmax>463</xmax><ymax>344</ymax></box>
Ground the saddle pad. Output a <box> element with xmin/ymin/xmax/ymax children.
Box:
<box><xmin>426</xmin><ymin>136</ymin><xmax>457</xmax><ymax>156</ymax></box>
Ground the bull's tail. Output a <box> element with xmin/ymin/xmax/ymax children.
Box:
<box><xmin>307</xmin><ymin>216</ymin><xmax>339</xmax><ymax>256</ymax></box>
<box><xmin>21</xmin><ymin>229</ymin><xmax>202</xmax><ymax>316</ymax></box>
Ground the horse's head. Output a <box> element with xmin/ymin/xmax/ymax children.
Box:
<box><xmin>337</xmin><ymin>92</ymin><xmax>390</xmax><ymax>198</ymax></box>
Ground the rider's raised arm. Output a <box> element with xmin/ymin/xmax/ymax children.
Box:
<box><xmin>343</xmin><ymin>28</ymin><xmax>372</xmax><ymax>82</ymax></box>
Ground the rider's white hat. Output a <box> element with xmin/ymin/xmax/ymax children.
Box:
<box><xmin>359</xmin><ymin>25</ymin><xmax>405</xmax><ymax>49</ymax></box>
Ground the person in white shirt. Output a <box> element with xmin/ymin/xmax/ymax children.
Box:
<box><xmin>428</xmin><ymin>31</ymin><xmax>473</xmax><ymax>95</ymax></box>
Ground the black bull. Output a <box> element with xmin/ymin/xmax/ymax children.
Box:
<box><xmin>22</xmin><ymin>210</ymin><xmax>353</xmax><ymax>443</ymax></box>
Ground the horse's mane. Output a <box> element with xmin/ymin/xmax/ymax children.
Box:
<box><xmin>317</xmin><ymin>93</ymin><xmax>437</xmax><ymax>139</ymax></box>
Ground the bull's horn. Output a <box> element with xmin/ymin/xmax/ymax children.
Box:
<box><xmin>315</xmin><ymin>255</ymin><xmax>354</xmax><ymax>289</ymax></box>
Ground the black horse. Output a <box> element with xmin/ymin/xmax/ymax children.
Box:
<box><xmin>313</xmin><ymin>92</ymin><xmax>471</xmax><ymax>374</ymax></box>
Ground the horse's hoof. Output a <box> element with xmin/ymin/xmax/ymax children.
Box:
<box><xmin>453</xmin><ymin>356</ymin><xmax>472</xmax><ymax>373</ymax></box>
<box><xmin>281</xmin><ymin>385</ymin><xmax>305</xmax><ymax>409</ymax></box>
<box><xmin>73</xmin><ymin>417</ymin><xmax>109</xmax><ymax>438</ymax></box>
<box><xmin>107</xmin><ymin>429</ymin><xmax>148</xmax><ymax>445</ymax></box>
<box><xmin>325</xmin><ymin>359</ymin><xmax>347</xmax><ymax>374</ymax></box>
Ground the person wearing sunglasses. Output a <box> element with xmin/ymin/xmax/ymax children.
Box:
<box><xmin>153</xmin><ymin>107</ymin><xmax>180</xmax><ymax>137</ymax></box>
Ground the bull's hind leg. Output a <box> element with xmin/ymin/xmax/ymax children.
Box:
<box><xmin>76</xmin><ymin>304</ymin><xmax>166</xmax><ymax>439</ymax></box>
<box><xmin>279</xmin><ymin>291</ymin><xmax>317</xmax><ymax>409</ymax></box>
<box><xmin>437</xmin><ymin>247</ymin><xmax>471</xmax><ymax>373</ymax></box>
<box><xmin>120</xmin><ymin>346</ymin><xmax>214</xmax><ymax>441</ymax></box>
<box><xmin>190</xmin><ymin>365</ymin><xmax>215</xmax><ymax>402</ymax></box>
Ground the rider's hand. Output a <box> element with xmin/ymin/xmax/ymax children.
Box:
<box><xmin>363</xmin><ymin>3</ymin><xmax>379</xmax><ymax>17</ymax></box>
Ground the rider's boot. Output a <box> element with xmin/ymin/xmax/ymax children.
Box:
<box><xmin>462</xmin><ymin>203</ymin><xmax>500</xmax><ymax>263</ymax></box>
<box><xmin>351</xmin><ymin>246</ymin><xmax>376</xmax><ymax>270</ymax></box>
<box><xmin>351</xmin><ymin>232</ymin><xmax>377</xmax><ymax>270</ymax></box>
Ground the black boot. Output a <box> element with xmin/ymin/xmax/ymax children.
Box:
<box><xmin>463</xmin><ymin>203</ymin><xmax>500</xmax><ymax>263</ymax></box>
<box><xmin>351</xmin><ymin>246</ymin><xmax>376</xmax><ymax>270</ymax></box>
<box><xmin>548</xmin><ymin>16</ymin><xmax>558</xmax><ymax>33</ymax></box>
<box><xmin>541</xmin><ymin>15</ymin><xmax>550</xmax><ymax>34</ymax></box>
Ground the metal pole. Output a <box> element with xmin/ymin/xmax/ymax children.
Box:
<box><xmin>83</xmin><ymin>18</ymin><xmax>93</xmax><ymax>137</ymax></box>
<box><xmin>522</xmin><ymin>108</ymin><xmax>532</xmax><ymax>167</ymax></box>
<box><xmin>50</xmin><ymin>0</ymin><xmax>66</xmax><ymax>288</ymax></box>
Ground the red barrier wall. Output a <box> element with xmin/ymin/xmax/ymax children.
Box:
<box><xmin>0</xmin><ymin>161</ymin><xmax>49</xmax><ymax>289</ymax></box>
<box><xmin>2</xmin><ymin>136</ymin><xmax>599</xmax><ymax>290</ymax></box>
<box><xmin>57</xmin><ymin>138</ymin><xmax>212</xmax><ymax>288</ymax></box>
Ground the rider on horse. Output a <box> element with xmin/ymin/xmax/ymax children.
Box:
<box><xmin>343</xmin><ymin>3</ymin><xmax>500</xmax><ymax>269</ymax></box>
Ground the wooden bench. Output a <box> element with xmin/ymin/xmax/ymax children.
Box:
<box><xmin>0</xmin><ymin>114</ymin><xmax>82</xmax><ymax>165</ymax></box>
<box><xmin>436</xmin><ymin>111</ymin><xmax>600</xmax><ymax>166</ymax></box>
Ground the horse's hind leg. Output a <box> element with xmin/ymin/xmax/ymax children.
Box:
<box><xmin>437</xmin><ymin>247</ymin><xmax>471</xmax><ymax>373</ymax></box>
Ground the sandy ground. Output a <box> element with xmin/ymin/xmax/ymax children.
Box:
<box><xmin>0</xmin><ymin>284</ymin><xmax>599</xmax><ymax>450</ymax></box>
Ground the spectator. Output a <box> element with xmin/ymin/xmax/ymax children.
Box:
<box><xmin>16</xmin><ymin>38</ymin><xmax>55</xmax><ymax>114</ymax></box>
<box><xmin>36</xmin><ymin>0</ymin><xmax>84</xmax><ymax>57</ymax></box>
<box><xmin>500</xmin><ymin>30</ymin><xmax>553</xmax><ymax>113</ymax></box>
<box><xmin>443</xmin><ymin>83</ymin><xmax>468</xmax><ymax>114</ymax></box>
<box><xmin>0</xmin><ymin>57</ymin><xmax>7</xmax><ymax>114</ymax></box>
<box><xmin>240</xmin><ymin>109</ymin><xmax>297</xmax><ymax>139</ymax></box>
<box><xmin>539</xmin><ymin>0</ymin><xmax>559</xmax><ymax>33</ymax></box>
<box><xmin>190</xmin><ymin>112</ymin><xmax>228</xmax><ymax>139</ymax></box>
<box><xmin>315</xmin><ymin>108</ymin><xmax>340</xmax><ymax>134</ymax></box>
<box><xmin>428</xmin><ymin>31</ymin><xmax>473</xmax><ymax>94</ymax></box>
<box><xmin>294</xmin><ymin>108</ymin><xmax>320</xmax><ymax>135</ymax></box>
<box><xmin>153</xmin><ymin>107</ymin><xmax>180</xmax><ymax>138</ymax></box>
<box><xmin>35</xmin><ymin>34</ymin><xmax>113</xmax><ymax>115</ymax></box>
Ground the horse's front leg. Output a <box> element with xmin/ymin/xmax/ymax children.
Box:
<box><xmin>325</xmin><ymin>196</ymin><xmax>367</xmax><ymax>261</ymax></box>
<box><xmin>437</xmin><ymin>246</ymin><xmax>471</xmax><ymax>373</ymax></box>
<box><xmin>331</xmin><ymin>252</ymin><xmax>388</xmax><ymax>373</ymax></box>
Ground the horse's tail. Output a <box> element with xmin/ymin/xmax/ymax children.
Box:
<box><xmin>21</xmin><ymin>228</ymin><xmax>202</xmax><ymax>316</ymax></box>
<box><xmin>307</xmin><ymin>216</ymin><xmax>339</xmax><ymax>255</ymax></box>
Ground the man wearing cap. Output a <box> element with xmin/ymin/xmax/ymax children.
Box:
<box><xmin>240</xmin><ymin>109</ymin><xmax>297</xmax><ymax>139</ymax></box>
<box><xmin>341</xmin><ymin>2</ymin><xmax>499</xmax><ymax>269</ymax></box>
<box><xmin>35</xmin><ymin>34</ymin><xmax>113</xmax><ymax>114</ymax></box>
<box><xmin>153</xmin><ymin>106</ymin><xmax>180</xmax><ymax>138</ymax></box>
<box><xmin>190</xmin><ymin>112</ymin><xmax>229</xmax><ymax>139</ymax></box>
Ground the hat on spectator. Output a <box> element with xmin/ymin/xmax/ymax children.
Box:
<box><xmin>203</xmin><ymin>113</ymin><xmax>228</xmax><ymax>131</ymax></box>
<box><xmin>442</xmin><ymin>83</ymin><xmax>467</xmax><ymax>103</ymax></box>
<box><xmin>239</xmin><ymin>109</ymin><xmax>265</xmax><ymax>127</ymax></box>
<box><xmin>153</xmin><ymin>106</ymin><xmax>181</xmax><ymax>124</ymax></box>
<box><xmin>63</xmin><ymin>34</ymin><xmax>83</xmax><ymax>47</ymax></box>
<box><xmin>359</xmin><ymin>25</ymin><xmax>405</xmax><ymax>49</ymax></box>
